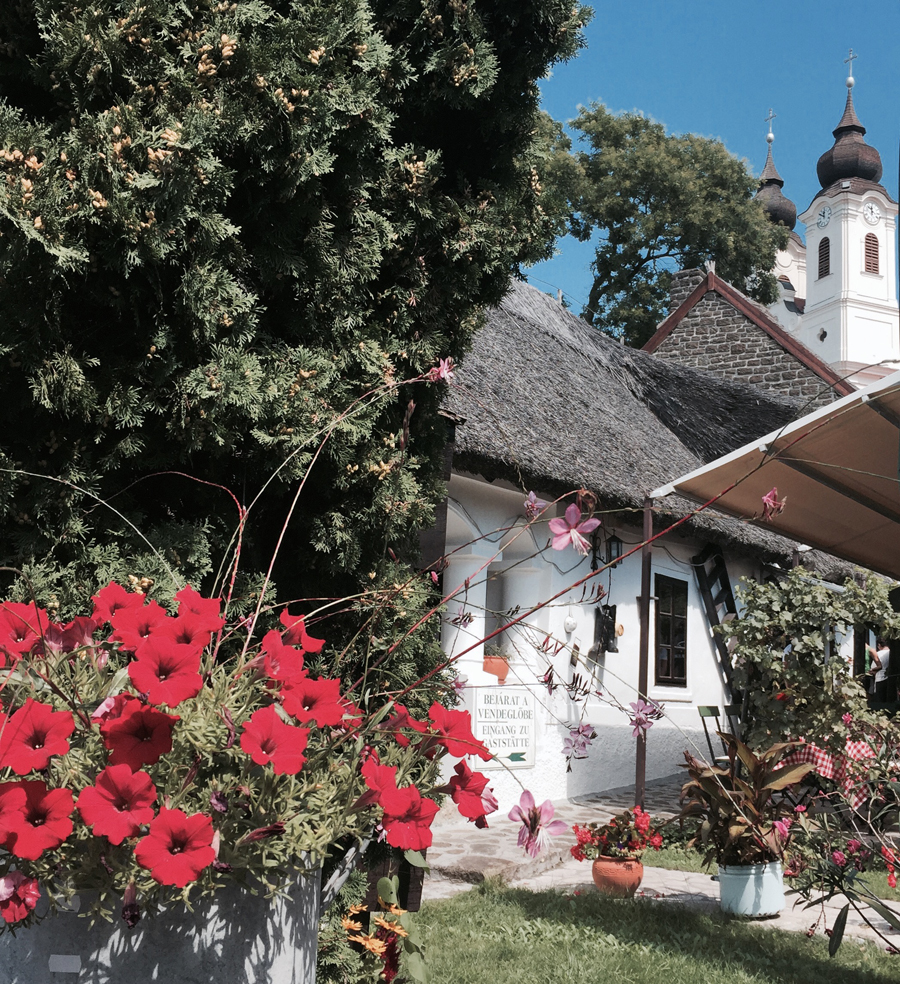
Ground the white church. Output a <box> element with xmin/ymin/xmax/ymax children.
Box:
<box><xmin>759</xmin><ymin>68</ymin><xmax>899</xmax><ymax>388</ymax></box>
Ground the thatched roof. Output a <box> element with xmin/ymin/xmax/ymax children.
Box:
<box><xmin>445</xmin><ymin>280</ymin><xmax>853</xmax><ymax>580</ymax></box>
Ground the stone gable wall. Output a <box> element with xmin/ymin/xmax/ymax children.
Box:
<box><xmin>667</xmin><ymin>269</ymin><xmax>706</xmax><ymax>314</ymax></box>
<box><xmin>653</xmin><ymin>291</ymin><xmax>836</xmax><ymax>408</ymax></box>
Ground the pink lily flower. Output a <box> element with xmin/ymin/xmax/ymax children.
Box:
<box><xmin>548</xmin><ymin>504</ymin><xmax>600</xmax><ymax>555</ymax></box>
<box><xmin>524</xmin><ymin>492</ymin><xmax>548</xmax><ymax>520</ymax></box>
<box><xmin>426</xmin><ymin>358</ymin><xmax>455</xmax><ymax>383</ymax></box>
<box><xmin>508</xmin><ymin>790</ymin><xmax>568</xmax><ymax>858</ymax></box>
<box><xmin>761</xmin><ymin>487</ymin><xmax>786</xmax><ymax>521</ymax></box>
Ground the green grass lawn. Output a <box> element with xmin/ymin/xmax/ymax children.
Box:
<box><xmin>418</xmin><ymin>881</ymin><xmax>899</xmax><ymax>984</ymax></box>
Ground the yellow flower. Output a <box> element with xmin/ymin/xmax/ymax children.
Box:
<box><xmin>373</xmin><ymin>914</ymin><xmax>408</xmax><ymax>938</ymax></box>
<box><xmin>348</xmin><ymin>933</ymin><xmax>387</xmax><ymax>956</ymax></box>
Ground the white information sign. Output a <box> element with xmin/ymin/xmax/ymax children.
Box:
<box><xmin>473</xmin><ymin>687</ymin><xmax>535</xmax><ymax>769</ymax></box>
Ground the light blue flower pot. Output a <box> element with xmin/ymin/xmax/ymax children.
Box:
<box><xmin>717</xmin><ymin>861</ymin><xmax>784</xmax><ymax>917</ymax></box>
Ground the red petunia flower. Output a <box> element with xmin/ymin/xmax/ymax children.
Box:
<box><xmin>92</xmin><ymin>582</ymin><xmax>145</xmax><ymax>623</ymax></box>
<box><xmin>1</xmin><ymin>780</ymin><xmax>74</xmax><ymax>860</ymax></box>
<box><xmin>379</xmin><ymin>784</ymin><xmax>439</xmax><ymax>851</ymax></box>
<box><xmin>447</xmin><ymin>761</ymin><xmax>498</xmax><ymax>826</ymax></box>
<box><xmin>0</xmin><ymin>782</ymin><xmax>26</xmax><ymax>838</ymax></box>
<box><xmin>110</xmin><ymin>600</ymin><xmax>170</xmax><ymax>652</ymax></box>
<box><xmin>0</xmin><ymin>602</ymin><xmax>49</xmax><ymax>664</ymax></box>
<box><xmin>77</xmin><ymin>765</ymin><xmax>157</xmax><ymax>844</ymax></box>
<box><xmin>128</xmin><ymin>638</ymin><xmax>202</xmax><ymax>707</ymax></box>
<box><xmin>174</xmin><ymin>585</ymin><xmax>225</xmax><ymax>633</ymax></box>
<box><xmin>338</xmin><ymin>696</ymin><xmax>363</xmax><ymax>732</ymax></box>
<box><xmin>39</xmin><ymin>616</ymin><xmax>101</xmax><ymax>656</ymax></box>
<box><xmin>135</xmin><ymin>808</ymin><xmax>215</xmax><ymax>887</ymax></box>
<box><xmin>279</xmin><ymin>610</ymin><xmax>325</xmax><ymax>653</ymax></box>
<box><xmin>281</xmin><ymin>676</ymin><xmax>346</xmax><ymax>727</ymax></box>
<box><xmin>427</xmin><ymin>703</ymin><xmax>491</xmax><ymax>760</ymax></box>
<box><xmin>91</xmin><ymin>692</ymin><xmax>138</xmax><ymax>728</ymax></box>
<box><xmin>102</xmin><ymin>702</ymin><xmax>179</xmax><ymax>771</ymax></box>
<box><xmin>260</xmin><ymin>630</ymin><xmax>306</xmax><ymax>686</ymax></box>
<box><xmin>383</xmin><ymin>704</ymin><xmax>428</xmax><ymax>747</ymax></box>
<box><xmin>353</xmin><ymin>756</ymin><xmax>397</xmax><ymax>810</ymax></box>
<box><xmin>153</xmin><ymin>610</ymin><xmax>218</xmax><ymax>651</ymax></box>
<box><xmin>0</xmin><ymin>699</ymin><xmax>75</xmax><ymax>775</ymax></box>
<box><xmin>0</xmin><ymin>870</ymin><xmax>40</xmax><ymax>924</ymax></box>
<box><xmin>240</xmin><ymin>705</ymin><xmax>310</xmax><ymax>775</ymax></box>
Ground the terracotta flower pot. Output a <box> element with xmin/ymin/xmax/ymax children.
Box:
<box><xmin>591</xmin><ymin>856</ymin><xmax>643</xmax><ymax>898</ymax></box>
<box><xmin>482</xmin><ymin>655</ymin><xmax>510</xmax><ymax>685</ymax></box>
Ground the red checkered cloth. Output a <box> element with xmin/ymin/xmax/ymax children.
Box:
<box><xmin>779</xmin><ymin>740</ymin><xmax>875</xmax><ymax>810</ymax></box>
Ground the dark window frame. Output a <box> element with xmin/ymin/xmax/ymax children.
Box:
<box><xmin>655</xmin><ymin>573</ymin><xmax>688</xmax><ymax>687</ymax></box>
<box><xmin>818</xmin><ymin>236</ymin><xmax>830</xmax><ymax>279</ymax></box>
<box><xmin>864</xmin><ymin>233</ymin><xmax>879</xmax><ymax>274</ymax></box>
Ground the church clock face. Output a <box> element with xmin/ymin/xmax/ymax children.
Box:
<box><xmin>864</xmin><ymin>202</ymin><xmax>882</xmax><ymax>225</ymax></box>
<box><xmin>817</xmin><ymin>205</ymin><xmax>832</xmax><ymax>228</ymax></box>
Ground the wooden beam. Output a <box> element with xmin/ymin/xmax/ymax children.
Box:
<box><xmin>635</xmin><ymin>497</ymin><xmax>652</xmax><ymax>808</ymax></box>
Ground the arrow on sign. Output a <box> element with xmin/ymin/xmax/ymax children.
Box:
<box><xmin>507</xmin><ymin>752</ymin><xmax>526</xmax><ymax>762</ymax></box>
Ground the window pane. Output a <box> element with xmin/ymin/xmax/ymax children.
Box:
<box><xmin>657</xmin><ymin>648</ymin><xmax>671</xmax><ymax>678</ymax></box>
<box><xmin>659</xmin><ymin>619</ymin><xmax>671</xmax><ymax>646</ymax></box>
<box><xmin>655</xmin><ymin>574</ymin><xmax>688</xmax><ymax>686</ymax></box>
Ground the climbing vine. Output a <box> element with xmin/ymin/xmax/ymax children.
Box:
<box><xmin>725</xmin><ymin>568</ymin><xmax>900</xmax><ymax>752</ymax></box>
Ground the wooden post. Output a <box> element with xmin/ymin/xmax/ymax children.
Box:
<box><xmin>635</xmin><ymin>496</ymin><xmax>652</xmax><ymax>807</ymax></box>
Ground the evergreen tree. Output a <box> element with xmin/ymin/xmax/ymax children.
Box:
<box><xmin>0</xmin><ymin>1</ymin><xmax>588</xmax><ymax>687</ymax></box>
<box><xmin>540</xmin><ymin>105</ymin><xmax>789</xmax><ymax>347</ymax></box>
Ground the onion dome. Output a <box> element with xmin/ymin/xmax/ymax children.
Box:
<box><xmin>816</xmin><ymin>77</ymin><xmax>883</xmax><ymax>189</ymax></box>
<box><xmin>755</xmin><ymin>124</ymin><xmax>797</xmax><ymax>230</ymax></box>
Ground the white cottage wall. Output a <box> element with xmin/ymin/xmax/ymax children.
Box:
<box><xmin>443</xmin><ymin>474</ymin><xmax>760</xmax><ymax>811</ymax></box>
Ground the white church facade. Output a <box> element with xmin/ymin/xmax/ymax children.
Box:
<box><xmin>761</xmin><ymin>71</ymin><xmax>899</xmax><ymax>388</ymax></box>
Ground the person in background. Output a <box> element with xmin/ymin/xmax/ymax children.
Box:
<box><xmin>866</xmin><ymin>639</ymin><xmax>892</xmax><ymax>704</ymax></box>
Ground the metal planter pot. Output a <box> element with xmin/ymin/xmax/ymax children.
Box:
<box><xmin>0</xmin><ymin>870</ymin><xmax>321</xmax><ymax>984</ymax></box>
<box><xmin>717</xmin><ymin>861</ymin><xmax>784</xmax><ymax>917</ymax></box>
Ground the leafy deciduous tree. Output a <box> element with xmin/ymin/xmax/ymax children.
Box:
<box><xmin>540</xmin><ymin>104</ymin><xmax>789</xmax><ymax>346</ymax></box>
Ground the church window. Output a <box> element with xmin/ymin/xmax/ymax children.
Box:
<box><xmin>818</xmin><ymin>237</ymin><xmax>830</xmax><ymax>278</ymax></box>
<box><xmin>655</xmin><ymin>574</ymin><xmax>687</xmax><ymax>686</ymax></box>
<box><xmin>865</xmin><ymin>233</ymin><xmax>879</xmax><ymax>274</ymax></box>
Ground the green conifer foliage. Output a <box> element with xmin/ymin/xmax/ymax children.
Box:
<box><xmin>0</xmin><ymin>0</ymin><xmax>589</xmax><ymax>677</ymax></box>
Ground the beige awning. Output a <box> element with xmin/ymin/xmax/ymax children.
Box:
<box><xmin>651</xmin><ymin>371</ymin><xmax>900</xmax><ymax>579</ymax></box>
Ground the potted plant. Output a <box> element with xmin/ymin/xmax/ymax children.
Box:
<box><xmin>570</xmin><ymin>806</ymin><xmax>663</xmax><ymax>897</ymax></box>
<box><xmin>0</xmin><ymin>583</ymin><xmax>498</xmax><ymax>983</ymax></box>
<box><xmin>482</xmin><ymin>645</ymin><xmax>511</xmax><ymax>686</ymax></box>
<box><xmin>678</xmin><ymin>734</ymin><xmax>813</xmax><ymax>917</ymax></box>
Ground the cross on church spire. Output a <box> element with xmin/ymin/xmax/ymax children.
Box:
<box><xmin>765</xmin><ymin>108</ymin><xmax>776</xmax><ymax>144</ymax></box>
<box><xmin>844</xmin><ymin>48</ymin><xmax>857</xmax><ymax>87</ymax></box>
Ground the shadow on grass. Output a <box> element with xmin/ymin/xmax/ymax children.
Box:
<box><xmin>421</xmin><ymin>881</ymin><xmax>898</xmax><ymax>984</ymax></box>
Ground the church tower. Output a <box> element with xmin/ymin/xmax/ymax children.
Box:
<box><xmin>756</xmin><ymin>111</ymin><xmax>806</xmax><ymax>332</ymax></box>
<box><xmin>797</xmin><ymin>55</ymin><xmax>899</xmax><ymax>386</ymax></box>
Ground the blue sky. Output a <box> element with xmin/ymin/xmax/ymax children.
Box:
<box><xmin>528</xmin><ymin>0</ymin><xmax>900</xmax><ymax>311</ymax></box>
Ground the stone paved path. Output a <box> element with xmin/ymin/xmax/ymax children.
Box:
<box><xmin>424</xmin><ymin>774</ymin><xmax>900</xmax><ymax>951</ymax></box>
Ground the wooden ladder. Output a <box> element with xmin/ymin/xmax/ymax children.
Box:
<box><xmin>691</xmin><ymin>544</ymin><xmax>738</xmax><ymax>696</ymax></box>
